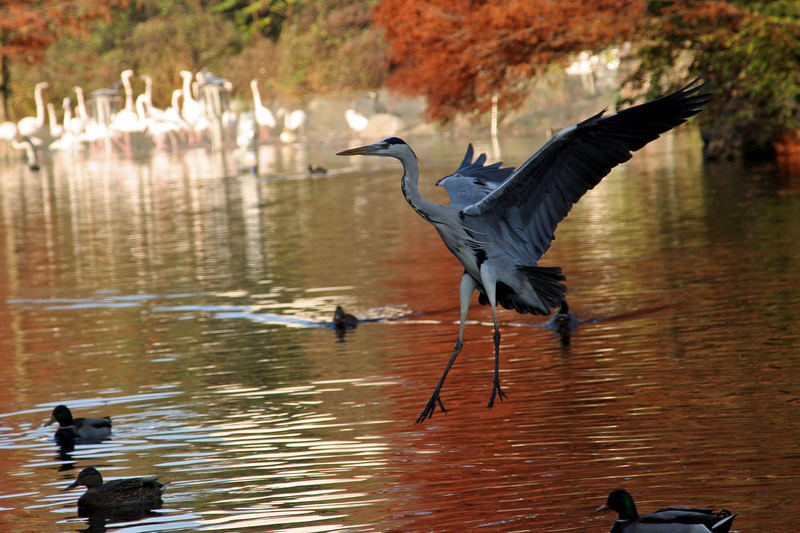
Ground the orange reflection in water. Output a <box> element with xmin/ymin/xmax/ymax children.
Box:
<box><xmin>0</xmin><ymin>132</ymin><xmax>798</xmax><ymax>531</ymax></box>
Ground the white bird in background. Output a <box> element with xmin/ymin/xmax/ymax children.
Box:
<box><xmin>164</xmin><ymin>89</ymin><xmax>188</xmax><ymax>131</ymax></box>
<box><xmin>180</xmin><ymin>70</ymin><xmax>208</xmax><ymax>143</ymax></box>
<box><xmin>17</xmin><ymin>82</ymin><xmax>49</xmax><ymax>137</ymax></box>
<box><xmin>250</xmin><ymin>79</ymin><xmax>275</xmax><ymax>139</ymax></box>
<box><xmin>11</xmin><ymin>136</ymin><xmax>41</xmax><ymax>170</ymax></box>
<box><xmin>337</xmin><ymin>79</ymin><xmax>711</xmax><ymax>423</ymax></box>
<box><xmin>143</xmin><ymin>97</ymin><xmax>184</xmax><ymax>152</ymax></box>
<box><xmin>345</xmin><ymin>108</ymin><xmax>368</xmax><ymax>134</ymax></box>
<box><xmin>138</xmin><ymin>73</ymin><xmax>182</xmax><ymax>150</ymax></box>
<box><xmin>119</xmin><ymin>69</ymin><xmax>136</xmax><ymax>113</ymax></box>
<box><xmin>47</xmin><ymin>102</ymin><xmax>64</xmax><ymax>139</ymax></box>
<box><xmin>70</xmin><ymin>86</ymin><xmax>88</xmax><ymax>135</ymax></box>
<box><xmin>278</xmin><ymin>108</ymin><xmax>306</xmax><ymax>143</ymax></box>
<box><xmin>110</xmin><ymin>70</ymin><xmax>140</xmax><ymax>132</ymax></box>
<box><xmin>0</xmin><ymin>120</ymin><xmax>18</xmax><ymax>147</ymax></box>
<box><xmin>110</xmin><ymin>70</ymin><xmax>147</xmax><ymax>154</ymax></box>
<box><xmin>49</xmin><ymin>98</ymin><xmax>78</xmax><ymax>151</ymax></box>
<box><xmin>73</xmin><ymin>85</ymin><xmax>113</xmax><ymax>150</ymax></box>
<box><xmin>140</xmin><ymin>74</ymin><xmax>156</xmax><ymax>108</ymax></box>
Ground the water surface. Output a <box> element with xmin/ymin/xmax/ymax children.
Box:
<box><xmin>1</xmin><ymin>133</ymin><xmax>799</xmax><ymax>531</ymax></box>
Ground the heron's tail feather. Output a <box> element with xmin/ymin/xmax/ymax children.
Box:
<box><xmin>517</xmin><ymin>265</ymin><xmax>566</xmax><ymax>311</ymax></box>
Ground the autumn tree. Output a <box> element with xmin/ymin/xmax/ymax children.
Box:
<box><xmin>273</xmin><ymin>0</ymin><xmax>386</xmax><ymax>95</ymax></box>
<box><xmin>373</xmin><ymin>0</ymin><xmax>645</xmax><ymax>121</ymax></box>
<box><xmin>631</xmin><ymin>0</ymin><xmax>800</xmax><ymax>159</ymax></box>
<box><xmin>0</xmin><ymin>0</ymin><xmax>128</xmax><ymax>121</ymax></box>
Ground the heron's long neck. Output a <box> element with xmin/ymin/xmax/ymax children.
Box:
<box><xmin>399</xmin><ymin>152</ymin><xmax>444</xmax><ymax>223</ymax></box>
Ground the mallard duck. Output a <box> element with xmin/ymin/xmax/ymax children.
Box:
<box><xmin>65</xmin><ymin>467</ymin><xmax>166</xmax><ymax>512</ymax></box>
<box><xmin>45</xmin><ymin>404</ymin><xmax>112</xmax><ymax>444</ymax></box>
<box><xmin>597</xmin><ymin>489</ymin><xmax>737</xmax><ymax>533</ymax></box>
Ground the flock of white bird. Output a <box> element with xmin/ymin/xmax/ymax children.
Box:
<box><xmin>0</xmin><ymin>69</ymin><xmax>329</xmax><ymax>164</ymax></box>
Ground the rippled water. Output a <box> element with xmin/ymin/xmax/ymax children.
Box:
<box><xmin>0</xmin><ymin>134</ymin><xmax>798</xmax><ymax>531</ymax></box>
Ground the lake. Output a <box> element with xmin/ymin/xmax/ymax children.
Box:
<box><xmin>0</xmin><ymin>132</ymin><xmax>798</xmax><ymax>532</ymax></box>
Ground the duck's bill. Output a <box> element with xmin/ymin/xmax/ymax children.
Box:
<box><xmin>44</xmin><ymin>415</ymin><xmax>56</xmax><ymax>427</ymax></box>
<box><xmin>64</xmin><ymin>480</ymin><xmax>80</xmax><ymax>491</ymax></box>
<box><xmin>336</xmin><ymin>144</ymin><xmax>377</xmax><ymax>156</ymax></box>
<box><xmin>595</xmin><ymin>503</ymin><xmax>610</xmax><ymax>513</ymax></box>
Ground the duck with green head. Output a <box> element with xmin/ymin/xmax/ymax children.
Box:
<box><xmin>597</xmin><ymin>489</ymin><xmax>737</xmax><ymax>533</ymax></box>
<box><xmin>45</xmin><ymin>404</ymin><xmax>112</xmax><ymax>445</ymax></box>
<box><xmin>65</xmin><ymin>466</ymin><xmax>166</xmax><ymax>513</ymax></box>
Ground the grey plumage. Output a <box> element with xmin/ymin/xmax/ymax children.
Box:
<box><xmin>338</xmin><ymin>78</ymin><xmax>710</xmax><ymax>423</ymax></box>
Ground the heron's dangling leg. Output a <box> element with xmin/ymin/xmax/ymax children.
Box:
<box><xmin>480</xmin><ymin>264</ymin><xmax>507</xmax><ymax>408</ymax></box>
<box><xmin>417</xmin><ymin>272</ymin><xmax>476</xmax><ymax>423</ymax></box>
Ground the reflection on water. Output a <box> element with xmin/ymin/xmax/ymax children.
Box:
<box><xmin>0</xmin><ymin>133</ymin><xmax>799</xmax><ymax>531</ymax></box>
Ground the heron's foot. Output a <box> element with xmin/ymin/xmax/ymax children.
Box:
<box><xmin>487</xmin><ymin>380</ymin><xmax>508</xmax><ymax>408</ymax></box>
<box><xmin>416</xmin><ymin>390</ymin><xmax>447</xmax><ymax>423</ymax></box>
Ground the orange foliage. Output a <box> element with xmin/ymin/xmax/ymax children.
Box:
<box><xmin>373</xmin><ymin>0</ymin><xmax>646</xmax><ymax>121</ymax></box>
<box><xmin>0</xmin><ymin>0</ymin><xmax>127</xmax><ymax>61</ymax></box>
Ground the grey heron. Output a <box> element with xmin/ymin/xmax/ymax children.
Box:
<box><xmin>337</xmin><ymin>78</ymin><xmax>710</xmax><ymax>423</ymax></box>
<box><xmin>596</xmin><ymin>489</ymin><xmax>736</xmax><ymax>533</ymax></box>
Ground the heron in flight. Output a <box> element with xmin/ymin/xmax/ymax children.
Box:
<box><xmin>337</xmin><ymin>79</ymin><xmax>710</xmax><ymax>423</ymax></box>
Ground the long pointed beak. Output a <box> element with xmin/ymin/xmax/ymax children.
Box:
<box><xmin>44</xmin><ymin>416</ymin><xmax>56</xmax><ymax>427</ymax></box>
<box><xmin>64</xmin><ymin>480</ymin><xmax>80</xmax><ymax>491</ymax></box>
<box><xmin>595</xmin><ymin>503</ymin><xmax>610</xmax><ymax>513</ymax></box>
<box><xmin>336</xmin><ymin>144</ymin><xmax>378</xmax><ymax>156</ymax></box>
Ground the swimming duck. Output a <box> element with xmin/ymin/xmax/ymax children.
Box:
<box><xmin>45</xmin><ymin>404</ymin><xmax>112</xmax><ymax>444</ymax></box>
<box><xmin>597</xmin><ymin>489</ymin><xmax>737</xmax><ymax>533</ymax></box>
<box><xmin>546</xmin><ymin>299</ymin><xmax>580</xmax><ymax>345</ymax></box>
<box><xmin>333</xmin><ymin>306</ymin><xmax>358</xmax><ymax>332</ymax></box>
<box><xmin>65</xmin><ymin>467</ymin><xmax>166</xmax><ymax>512</ymax></box>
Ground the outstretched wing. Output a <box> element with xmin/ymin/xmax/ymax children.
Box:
<box><xmin>461</xmin><ymin>78</ymin><xmax>711</xmax><ymax>264</ymax></box>
<box><xmin>435</xmin><ymin>144</ymin><xmax>515</xmax><ymax>208</ymax></box>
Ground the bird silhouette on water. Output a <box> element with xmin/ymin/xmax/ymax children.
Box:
<box><xmin>596</xmin><ymin>489</ymin><xmax>736</xmax><ymax>533</ymax></box>
<box><xmin>45</xmin><ymin>404</ymin><xmax>111</xmax><ymax>448</ymax></box>
<box><xmin>65</xmin><ymin>466</ymin><xmax>166</xmax><ymax>516</ymax></box>
<box><xmin>332</xmin><ymin>305</ymin><xmax>358</xmax><ymax>339</ymax></box>
<box><xmin>546</xmin><ymin>299</ymin><xmax>580</xmax><ymax>346</ymax></box>
<box><xmin>338</xmin><ymin>78</ymin><xmax>710</xmax><ymax>423</ymax></box>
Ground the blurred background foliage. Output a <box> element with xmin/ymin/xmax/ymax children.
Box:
<box><xmin>1</xmin><ymin>0</ymin><xmax>798</xmax><ymax>158</ymax></box>
<box><xmin>630</xmin><ymin>0</ymin><xmax>800</xmax><ymax>159</ymax></box>
<box><xmin>2</xmin><ymin>0</ymin><xmax>387</xmax><ymax>117</ymax></box>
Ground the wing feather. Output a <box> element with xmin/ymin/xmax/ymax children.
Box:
<box><xmin>462</xmin><ymin>78</ymin><xmax>711</xmax><ymax>263</ymax></box>
<box><xmin>436</xmin><ymin>144</ymin><xmax>515</xmax><ymax>208</ymax></box>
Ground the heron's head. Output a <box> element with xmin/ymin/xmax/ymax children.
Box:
<box><xmin>337</xmin><ymin>137</ymin><xmax>416</xmax><ymax>160</ymax></box>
